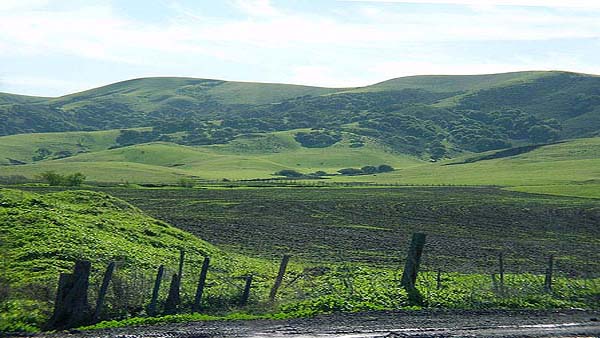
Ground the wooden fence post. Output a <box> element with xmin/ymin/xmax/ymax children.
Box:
<box><xmin>93</xmin><ymin>262</ymin><xmax>115</xmax><ymax>322</ymax></box>
<box><xmin>192</xmin><ymin>257</ymin><xmax>210</xmax><ymax>313</ymax></box>
<box><xmin>147</xmin><ymin>265</ymin><xmax>164</xmax><ymax>316</ymax></box>
<box><xmin>240</xmin><ymin>275</ymin><xmax>253</xmax><ymax>306</ymax></box>
<box><xmin>269</xmin><ymin>255</ymin><xmax>291</xmax><ymax>302</ymax></box>
<box><xmin>491</xmin><ymin>273</ymin><xmax>498</xmax><ymax>292</ymax></box>
<box><xmin>401</xmin><ymin>233</ymin><xmax>426</xmax><ymax>304</ymax></box>
<box><xmin>436</xmin><ymin>268</ymin><xmax>442</xmax><ymax>290</ymax></box>
<box><xmin>544</xmin><ymin>254</ymin><xmax>554</xmax><ymax>292</ymax></box>
<box><xmin>178</xmin><ymin>250</ymin><xmax>185</xmax><ymax>282</ymax></box>
<box><xmin>401</xmin><ymin>233</ymin><xmax>427</xmax><ymax>289</ymax></box>
<box><xmin>498</xmin><ymin>252</ymin><xmax>505</xmax><ymax>295</ymax></box>
<box><xmin>44</xmin><ymin>260</ymin><xmax>92</xmax><ymax>330</ymax></box>
<box><xmin>164</xmin><ymin>273</ymin><xmax>180</xmax><ymax>315</ymax></box>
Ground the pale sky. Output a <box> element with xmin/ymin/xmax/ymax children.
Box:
<box><xmin>1</xmin><ymin>0</ymin><xmax>599</xmax><ymax>97</ymax></box>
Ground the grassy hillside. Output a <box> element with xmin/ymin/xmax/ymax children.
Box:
<box><xmin>0</xmin><ymin>129</ymin><xmax>121</xmax><ymax>166</ymax></box>
<box><xmin>347</xmin><ymin>71</ymin><xmax>554</xmax><ymax>93</ymax></box>
<box><xmin>53</xmin><ymin>77</ymin><xmax>339</xmax><ymax>107</ymax></box>
<box><xmin>339</xmin><ymin>137</ymin><xmax>600</xmax><ymax>192</ymax></box>
<box><xmin>1</xmin><ymin>71</ymin><xmax>598</xmax><ymax>194</ymax></box>
<box><xmin>0</xmin><ymin>129</ymin><xmax>421</xmax><ymax>182</ymax></box>
<box><xmin>0</xmin><ymin>188</ymin><xmax>272</xmax><ymax>331</ymax></box>
<box><xmin>2</xmin><ymin>71</ymin><xmax>599</xmax><ymax>154</ymax></box>
<box><xmin>0</xmin><ymin>77</ymin><xmax>342</xmax><ymax>136</ymax></box>
<box><xmin>1</xmin><ymin>131</ymin><xmax>599</xmax><ymax>199</ymax></box>
<box><xmin>5</xmin><ymin>187</ymin><xmax>598</xmax><ymax>331</ymax></box>
<box><xmin>0</xmin><ymin>93</ymin><xmax>49</xmax><ymax>106</ymax></box>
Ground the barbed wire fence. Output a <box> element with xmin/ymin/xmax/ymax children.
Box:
<box><xmin>34</xmin><ymin>230</ymin><xmax>600</xmax><ymax>330</ymax></box>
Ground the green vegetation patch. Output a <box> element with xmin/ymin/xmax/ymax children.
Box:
<box><xmin>0</xmin><ymin>188</ymin><xmax>266</xmax><ymax>331</ymax></box>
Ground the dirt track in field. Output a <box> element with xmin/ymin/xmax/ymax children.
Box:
<box><xmin>29</xmin><ymin>309</ymin><xmax>600</xmax><ymax>338</ymax></box>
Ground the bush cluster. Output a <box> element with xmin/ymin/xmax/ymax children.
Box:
<box><xmin>37</xmin><ymin>171</ymin><xmax>86</xmax><ymax>186</ymax></box>
<box><xmin>337</xmin><ymin>165</ymin><xmax>394</xmax><ymax>176</ymax></box>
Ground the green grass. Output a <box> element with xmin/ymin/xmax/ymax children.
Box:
<box><xmin>1</xmin><ymin>130</ymin><xmax>599</xmax><ymax>198</ymax></box>
<box><xmin>2</xmin><ymin>186</ymin><xmax>599</xmax><ymax>332</ymax></box>
<box><xmin>54</xmin><ymin>77</ymin><xmax>339</xmax><ymax>108</ymax></box>
<box><xmin>0</xmin><ymin>188</ymin><xmax>273</xmax><ymax>331</ymax></box>
<box><xmin>0</xmin><ymin>129</ymin><xmax>421</xmax><ymax>182</ymax></box>
<box><xmin>79</xmin><ymin>268</ymin><xmax>599</xmax><ymax>331</ymax></box>
<box><xmin>0</xmin><ymin>92</ymin><xmax>49</xmax><ymax>106</ymax></box>
<box><xmin>0</xmin><ymin>129</ymin><xmax>121</xmax><ymax>166</ymax></box>
<box><xmin>343</xmin><ymin>71</ymin><xmax>554</xmax><ymax>94</ymax></box>
<box><xmin>340</xmin><ymin>138</ymin><xmax>600</xmax><ymax>190</ymax></box>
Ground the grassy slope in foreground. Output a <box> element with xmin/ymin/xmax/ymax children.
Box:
<box><xmin>0</xmin><ymin>188</ymin><xmax>268</xmax><ymax>331</ymax></box>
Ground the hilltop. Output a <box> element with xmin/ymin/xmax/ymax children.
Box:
<box><xmin>1</xmin><ymin>71</ymin><xmax>598</xmax><ymax>154</ymax></box>
<box><xmin>0</xmin><ymin>71</ymin><xmax>599</xmax><ymax>197</ymax></box>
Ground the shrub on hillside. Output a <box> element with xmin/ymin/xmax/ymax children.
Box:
<box><xmin>295</xmin><ymin>131</ymin><xmax>342</xmax><ymax>148</ymax></box>
<box><xmin>377</xmin><ymin>164</ymin><xmax>394</xmax><ymax>173</ymax></box>
<box><xmin>338</xmin><ymin>164</ymin><xmax>395</xmax><ymax>176</ymax></box>
<box><xmin>37</xmin><ymin>171</ymin><xmax>86</xmax><ymax>186</ymax></box>
<box><xmin>275</xmin><ymin>169</ymin><xmax>304</xmax><ymax>178</ymax></box>
<box><xmin>337</xmin><ymin>168</ymin><xmax>364</xmax><ymax>176</ymax></box>
<box><xmin>361</xmin><ymin>166</ymin><xmax>379</xmax><ymax>174</ymax></box>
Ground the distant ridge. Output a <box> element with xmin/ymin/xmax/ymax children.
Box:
<box><xmin>0</xmin><ymin>70</ymin><xmax>598</xmax><ymax>159</ymax></box>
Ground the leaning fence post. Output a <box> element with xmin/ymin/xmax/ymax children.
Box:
<box><xmin>240</xmin><ymin>275</ymin><xmax>253</xmax><ymax>306</ymax></box>
<box><xmin>269</xmin><ymin>255</ymin><xmax>291</xmax><ymax>302</ymax></box>
<box><xmin>400</xmin><ymin>233</ymin><xmax>427</xmax><ymax>304</ymax></box>
<box><xmin>44</xmin><ymin>260</ymin><xmax>92</xmax><ymax>330</ymax></box>
<box><xmin>147</xmin><ymin>265</ymin><xmax>164</xmax><ymax>316</ymax></box>
<box><xmin>192</xmin><ymin>257</ymin><xmax>210</xmax><ymax>313</ymax></box>
<box><xmin>544</xmin><ymin>254</ymin><xmax>554</xmax><ymax>292</ymax></box>
<box><xmin>93</xmin><ymin>262</ymin><xmax>115</xmax><ymax>322</ymax></box>
<box><xmin>164</xmin><ymin>273</ymin><xmax>180</xmax><ymax>314</ymax></box>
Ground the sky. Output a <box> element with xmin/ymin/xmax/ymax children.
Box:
<box><xmin>1</xmin><ymin>0</ymin><xmax>599</xmax><ymax>97</ymax></box>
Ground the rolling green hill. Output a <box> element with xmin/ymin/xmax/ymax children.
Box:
<box><xmin>0</xmin><ymin>93</ymin><xmax>49</xmax><ymax>106</ymax></box>
<box><xmin>0</xmin><ymin>71</ymin><xmax>598</xmax><ymax>197</ymax></box>
<box><xmin>1</xmin><ymin>128</ymin><xmax>598</xmax><ymax>198</ymax></box>
<box><xmin>0</xmin><ymin>129</ymin><xmax>421</xmax><ymax>182</ymax></box>
<box><xmin>346</xmin><ymin>71</ymin><xmax>554</xmax><ymax>93</ymax></box>
<box><xmin>1</xmin><ymin>71</ymin><xmax>599</xmax><ymax>152</ymax></box>
<box><xmin>332</xmin><ymin>137</ymin><xmax>600</xmax><ymax>197</ymax></box>
<box><xmin>53</xmin><ymin>77</ymin><xmax>339</xmax><ymax>107</ymax></box>
<box><xmin>0</xmin><ymin>129</ymin><xmax>122</xmax><ymax>166</ymax></box>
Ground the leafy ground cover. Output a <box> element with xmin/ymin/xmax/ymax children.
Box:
<box><xmin>2</xmin><ymin>187</ymin><xmax>599</xmax><ymax>332</ymax></box>
<box><xmin>0</xmin><ymin>188</ymin><xmax>273</xmax><ymax>331</ymax></box>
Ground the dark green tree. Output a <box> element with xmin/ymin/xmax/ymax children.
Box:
<box><xmin>377</xmin><ymin>164</ymin><xmax>394</xmax><ymax>173</ymax></box>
